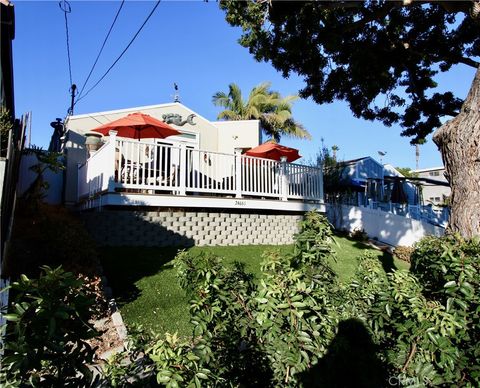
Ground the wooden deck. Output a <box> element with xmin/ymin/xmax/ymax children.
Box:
<box><xmin>78</xmin><ymin>131</ymin><xmax>324</xmax><ymax>210</ymax></box>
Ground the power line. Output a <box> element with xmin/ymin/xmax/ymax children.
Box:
<box><xmin>75</xmin><ymin>0</ymin><xmax>161</xmax><ymax>106</ymax></box>
<box><xmin>76</xmin><ymin>0</ymin><xmax>126</xmax><ymax>101</ymax></box>
<box><xmin>59</xmin><ymin>0</ymin><xmax>73</xmax><ymax>87</ymax></box>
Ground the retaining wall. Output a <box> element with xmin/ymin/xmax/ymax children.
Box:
<box><xmin>80</xmin><ymin>209</ymin><xmax>304</xmax><ymax>247</ymax></box>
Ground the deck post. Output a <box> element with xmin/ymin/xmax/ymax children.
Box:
<box><xmin>280</xmin><ymin>156</ymin><xmax>288</xmax><ymax>201</ymax></box>
<box><xmin>235</xmin><ymin>149</ymin><xmax>242</xmax><ymax>198</ymax></box>
<box><xmin>179</xmin><ymin>143</ymin><xmax>187</xmax><ymax>196</ymax></box>
<box><xmin>107</xmin><ymin>130</ymin><xmax>117</xmax><ymax>192</ymax></box>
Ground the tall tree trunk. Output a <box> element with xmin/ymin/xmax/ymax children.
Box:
<box><xmin>433</xmin><ymin>66</ymin><xmax>480</xmax><ymax>238</ymax></box>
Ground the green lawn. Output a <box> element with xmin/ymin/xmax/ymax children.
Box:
<box><xmin>100</xmin><ymin>237</ymin><xmax>408</xmax><ymax>337</ymax></box>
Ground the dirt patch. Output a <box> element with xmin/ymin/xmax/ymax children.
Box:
<box><xmin>89</xmin><ymin>316</ymin><xmax>125</xmax><ymax>360</ymax></box>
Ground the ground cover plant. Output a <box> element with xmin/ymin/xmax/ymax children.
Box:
<box><xmin>100</xmin><ymin>236</ymin><xmax>407</xmax><ymax>335</ymax></box>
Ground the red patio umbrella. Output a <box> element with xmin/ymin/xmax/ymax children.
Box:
<box><xmin>245</xmin><ymin>142</ymin><xmax>301</xmax><ymax>162</ymax></box>
<box><xmin>91</xmin><ymin>112</ymin><xmax>181</xmax><ymax>140</ymax></box>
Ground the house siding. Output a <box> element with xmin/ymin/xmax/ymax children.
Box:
<box><xmin>79</xmin><ymin>209</ymin><xmax>303</xmax><ymax>247</ymax></box>
<box><xmin>414</xmin><ymin>167</ymin><xmax>451</xmax><ymax>205</ymax></box>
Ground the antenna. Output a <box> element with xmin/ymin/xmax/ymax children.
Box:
<box><xmin>173</xmin><ymin>82</ymin><xmax>180</xmax><ymax>103</ymax></box>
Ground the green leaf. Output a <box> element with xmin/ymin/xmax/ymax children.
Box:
<box><xmin>444</xmin><ymin>280</ymin><xmax>456</xmax><ymax>288</ymax></box>
<box><xmin>196</xmin><ymin>372</ymin><xmax>208</xmax><ymax>380</ymax></box>
<box><xmin>3</xmin><ymin>314</ymin><xmax>20</xmax><ymax>322</ymax></box>
<box><xmin>157</xmin><ymin>374</ymin><xmax>171</xmax><ymax>383</ymax></box>
<box><xmin>385</xmin><ymin>304</ymin><xmax>391</xmax><ymax>317</ymax></box>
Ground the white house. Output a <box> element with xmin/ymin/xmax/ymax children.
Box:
<box><xmin>413</xmin><ymin>167</ymin><xmax>451</xmax><ymax>205</ymax></box>
<box><xmin>63</xmin><ymin>102</ymin><xmax>262</xmax><ymax>206</ymax></box>
<box><xmin>60</xmin><ymin>102</ymin><xmax>323</xmax><ymax>214</ymax></box>
<box><xmin>45</xmin><ymin>102</ymin><xmax>324</xmax><ymax>247</ymax></box>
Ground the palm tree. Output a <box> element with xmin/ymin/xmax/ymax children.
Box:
<box><xmin>212</xmin><ymin>82</ymin><xmax>311</xmax><ymax>142</ymax></box>
<box><xmin>331</xmin><ymin>145</ymin><xmax>339</xmax><ymax>161</ymax></box>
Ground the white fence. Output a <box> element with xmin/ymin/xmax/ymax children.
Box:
<box><xmin>327</xmin><ymin>204</ymin><xmax>445</xmax><ymax>247</ymax></box>
<box><xmin>17</xmin><ymin>153</ymin><xmax>64</xmax><ymax>205</ymax></box>
<box><xmin>77</xmin><ymin>134</ymin><xmax>323</xmax><ymax>203</ymax></box>
<box><xmin>369</xmin><ymin>200</ymin><xmax>449</xmax><ymax>227</ymax></box>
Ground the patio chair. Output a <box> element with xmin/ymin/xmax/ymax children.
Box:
<box><xmin>119</xmin><ymin>145</ymin><xmax>154</xmax><ymax>184</ymax></box>
<box><xmin>159</xmin><ymin>164</ymin><xmax>178</xmax><ymax>187</ymax></box>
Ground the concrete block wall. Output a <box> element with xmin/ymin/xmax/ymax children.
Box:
<box><xmin>79</xmin><ymin>209</ymin><xmax>303</xmax><ymax>247</ymax></box>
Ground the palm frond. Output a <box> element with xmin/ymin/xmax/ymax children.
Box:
<box><xmin>212</xmin><ymin>92</ymin><xmax>231</xmax><ymax>108</ymax></box>
<box><xmin>213</xmin><ymin>82</ymin><xmax>308</xmax><ymax>141</ymax></box>
<box><xmin>217</xmin><ymin>110</ymin><xmax>241</xmax><ymax>121</ymax></box>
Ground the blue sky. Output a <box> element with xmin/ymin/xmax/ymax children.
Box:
<box><xmin>13</xmin><ymin>1</ymin><xmax>476</xmax><ymax>169</ymax></box>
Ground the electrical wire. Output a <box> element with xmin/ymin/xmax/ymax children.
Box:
<box><xmin>76</xmin><ymin>0</ymin><xmax>126</xmax><ymax>101</ymax></box>
<box><xmin>75</xmin><ymin>0</ymin><xmax>161</xmax><ymax>106</ymax></box>
<box><xmin>59</xmin><ymin>0</ymin><xmax>73</xmax><ymax>87</ymax></box>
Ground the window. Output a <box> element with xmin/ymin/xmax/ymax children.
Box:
<box><xmin>178</xmin><ymin>132</ymin><xmax>197</xmax><ymax>140</ymax></box>
<box><xmin>429</xmin><ymin>171</ymin><xmax>440</xmax><ymax>176</ymax></box>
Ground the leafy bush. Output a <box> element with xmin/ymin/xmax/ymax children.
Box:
<box><xmin>104</xmin><ymin>211</ymin><xmax>345</xmax><ymax>387</ymax></box>
<box><xmin>356</xmin><ymin>239</ymin><xmax>480</xmax><ymax>386</ymax></box>
<box><xmin>21</xmin><ymin>148</ymin><xmax>64</xmax><ymax>211</ymax></box>
<box><xmin>0</xmin><ymin>266</ymin><xmax>99</xmax><ymax>386</ymax></box>
<box><xmin>393</xmin><ymin>245</ymin><xmax>414</xmax><ymax>263</ymax></box>
<box><xmin>0</xmin><ymin>107</ymin><xmax>13</xmax><ymax>156</ymax></box>
<box><xmin>411</xmin><ymin>234</ymin><xmax>480</xmax><ymax>302</ymax></box>
<box><xmin>102</xmin><ymin>214</ymin><xmax>480</xmax><ymax>387</ymax></box>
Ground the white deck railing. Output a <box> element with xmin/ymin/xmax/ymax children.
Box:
<box><xmin>367</xmin><ymin>200</ymin><xmax>448</xmax><ymax>227</ymax></box>
<box><xmin>78</xmin><ymin>131</ymin><xmax>323</xmax><ymax>202</ymax></box>
<box><xmin>78</xmin><ymin>136</ymin><xmax>115</xmax><ymax>200</ymax></box>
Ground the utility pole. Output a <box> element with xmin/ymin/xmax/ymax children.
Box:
<box><xmin>415</xmin><ymin>144</ymin><xmax>420</xmax><ymax>170</ymax></box>
<box><xmin>68</xmin><ymin>84</ymin><xmax>77</xmax><ymax>115</ymax></box>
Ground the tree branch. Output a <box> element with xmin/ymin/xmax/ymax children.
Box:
<box><xmin>340</xmin><ymin>3</ymin><xmax>397</xmax><ymax>33</ymax></box>
<box><xmin>403</xmin><ymin>44</ymin><xmax>480</xmax><ymax>69</ymax></box>
<box><xmin>317</xmin><ymin>1</ymin><xmax>366</xmax><ymax>11</ymax></box>
<box><xmin>444</xmin><ymin>55</ymin><xmax>479</xmax><ymax>69</ymax></box>
<box><xmin>326</xmin><ymin>0</ymin><xmax>478</xmax><ymax>35</ymax></box>
<box><xmin>401</xmin><ymin>342</ymin><xmax>417</xmax><ymax>372</ymax></box>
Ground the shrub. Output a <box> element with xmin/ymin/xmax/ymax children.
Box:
<box><xmin>21</xmin><ymin>148</ymin><xmax>64</xmax><ymax>212</ymax></box>
<box><xmin>410</xmin><ymin>234</ymin><xmax>480</xmax><ymax>302</ymax></box>
<box><xmin>102</xmin><ymin>213</ymin><xmax>480</xmax><ymax>387</ymax></box>
<box><xmin>0</xmin><ymin>107</ymin><xmax>13</xmax><ymax>156</ymax></box>
<box><xmin>0</xmin><ymin>266</ymin><xmax>100</xmax><ymax>386</ymax></box>
<box><xmin>393</xmin><ymin>245</ymin><xmax>414</xmax><ymax>263</ymax></box>
<box><xmin>356</xmin><ymin>239</ymin><xmax>480</xmax><ymax>386</ymax></box>
<box><xmin>104</xmin><ymin>211</ymin><xmax>346</xmax><ymax>387</ymax></box>
<box><xmin>350</xmin><ymin>228</ymin><xmax>369</xmax><ymax>242</ymax></box>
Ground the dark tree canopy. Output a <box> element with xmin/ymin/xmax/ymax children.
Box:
<box><xmin>220</xmin><ymin>0</ymin><xmax>480</xmax><ymax>144</ymax></box>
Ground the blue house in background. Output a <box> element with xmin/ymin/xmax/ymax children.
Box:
<box><xmin>336</xmin><ymin>157</ymin><xmax>419</xmax><ymax>206</ymax></box>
